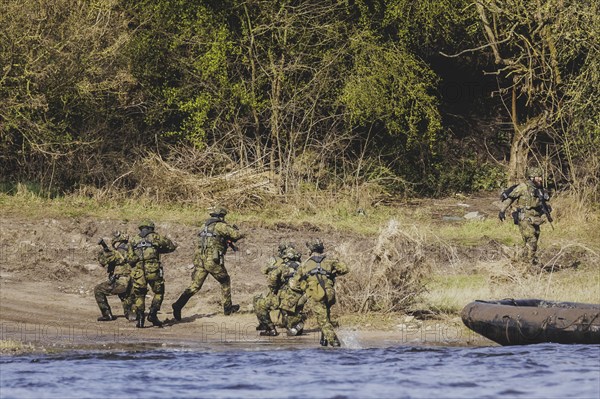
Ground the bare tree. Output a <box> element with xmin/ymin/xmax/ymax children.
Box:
<box><xmin>474</xmin><ymin>0</ymin><xmax>599</xmax><ymax>186</ymax></box>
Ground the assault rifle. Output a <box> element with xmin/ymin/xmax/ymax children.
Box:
<box><xmin>97</xmin><ymin>238</ymin><xmax>117</xmax><ymax>279</ymax></box>
<box><xmin>227</xmin><ymin>224</ymin><xmax>240</xmax><ymax>252</ymax></box>
<box><xmin>97</xmin><ymin>238</ymin><xmax>110</xmax><ymax>252</ymax></box>
<box><xmin>535</xmin><ymin>188</ymin><xmax>554</xmax><ymax>230</ymax></box>
<box><xmin>226</xmin><ymin>239</ymin><xmax>239</xmax><ymax>252</ymax></box>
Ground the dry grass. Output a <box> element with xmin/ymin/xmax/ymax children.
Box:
<box><xmin>336</xmin><ymin>219</ymin><xmax>430</xmax><ymax>313</ymax></box>
<box><xmin>0</xmin><ymin>340</ymin><xmax>35</xmax><ymax>354</ymax></box>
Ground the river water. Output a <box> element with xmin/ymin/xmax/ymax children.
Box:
<box><xmin>1</xmin><ymin>343</ymin><xmax>599</xmax><ymax>399</ymax></box>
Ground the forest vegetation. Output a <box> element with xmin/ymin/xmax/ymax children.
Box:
<box><xmin>1</xmin><ymin>0</ymin><xmax>598</xmax><ymax>206</ymax></box>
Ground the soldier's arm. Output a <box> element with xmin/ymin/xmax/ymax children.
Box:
<box><xmin>267</xmin><ymin>266</ymin><xmax>284</xmax><ymax>289</ymax></box>
<box><xmin>332</xmin><ymin>260</ymin><xmax>349</xmax><ymax>276</ymax></box>
<box><xmin>156</xmin><ymin>234</ymin><xmax>177</xmax><ymax>253</ymax></box>
<box><xmin>499</xmin><ymin>182</ymin><xmax>527</xmax><ymax>212</ymax></box>
<box><xmin>218</xmin><ymin>223</ymin><xmax>245</xmax><ymax>242</ymax></box>
<box><xmin>126</xmin><ymin>243</ymin><xmax>139</xmax><ymax>265</ymax></box>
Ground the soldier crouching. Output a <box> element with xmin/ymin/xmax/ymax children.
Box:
<box><xmin>94</xmin><ymin>231</ymin><xmax>135</xmax><ymax>322</ymax></box>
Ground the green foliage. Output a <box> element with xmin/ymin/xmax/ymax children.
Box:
<box><xmin>341</xmin><ymin>31</ymin><xmax>441</xmax><ymax>148</ymax></box>
<box><xmin>384</xmin><ymin>0</ymin><xmax>477</xmax><ymax>50</ymax></box>
<box><xmin>432</xmin><ymin>160</ymin><xmax>506</xmax><ymax>195</ymax></box>
<box><xmin>0</xmin><ymin>0</ymin><xmax>597</xmax><ymax>199</ymax></box>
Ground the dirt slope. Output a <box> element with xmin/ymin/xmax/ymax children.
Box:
<box><xmin>0</xmin><ymin>199</ymin><xmax>502</xmax><ymax>352</ymax></box>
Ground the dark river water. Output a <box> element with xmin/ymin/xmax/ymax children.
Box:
<box><xmin>1</xmin><ymin>344</ymin><xmax>599</xmax><ymax>399</ymax></box>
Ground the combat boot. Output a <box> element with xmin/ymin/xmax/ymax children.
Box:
<box><xmin>172</xmin><ymin>291</ymin><xmax>193</xmax><ymax>321</ymax></box>
<box><xmin>255</xmin><ymin>322</ymin><xmax>269</xmax><ymax>331</ymax></box>
<box><xmin>147</xmin><ymin>308</ymin><xmax>163</xmax><ymax>328</ymax></box>
<box><xmin>224</xmin><ymin>304</ymin><xmax>240</xmax><ymax>315</ymax></box>
<box><xmin>97</xmin><ymin>309</ymin><xmax>116</xmax><ymax>322</ymax></box>
<box><xmin>286</xmin><ymin>322</ymin><xmax>304</xmax><ymax>336</ymax></box>
<box><xmin>136</xmin><ymin>310</ymin><xmax>145</xmax><ymax>328</ymax></box>
<box><xmin>259</xmin><ymin>327</ymin><xmax>279</xmax><ymax>336</ymax></box>
<box><xmin>319</xmin><ymin>333</ymin><xmax>328</xmax><ymax>347</ymax></box>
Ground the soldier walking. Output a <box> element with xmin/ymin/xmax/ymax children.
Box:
<box><xmin>129</xmin><ymin>220</ymin><xmax>177</xmax><ymax>328</ymax></box>
<box><xmin>289</xmin><ymin>239</ymin><xmax>349</xmax><ymax>347</ymax></box>
<box><xmin>94</xmin><ymin>231</ymin><xmax>135</xmax><ymax>321</ymax></box>
<box><xmin>498</xmin><ymin>166</ymin><xmax>553</xmax><ymax>268</ymax></box>
<box><xmin>171</xmin><ymin>207</ymin><xmax>245</xmax><ymax>320</ymax></box>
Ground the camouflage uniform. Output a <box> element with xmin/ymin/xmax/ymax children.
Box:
<box><xmin>94</xmin><ymin>232</ymin><xmax>134</xmax><ymax>321</ymax></box>
<box><xmin>289</xmin><ymin>239</ymin><xmax>349</xmax><ymax>347</ymax></box>
<box><xmin>254</xmin><ymin>245</ymin><xmax>304</xmax><ymax>336</ymax></box>
<box><xmin>171</xmin><ymin>207</ymin><xmax>245</xmax><ymax>320</ymax></box>
<box><xmin>129</xmin><ymin>220</ymin><xmax>177</xmax><ymax>327</ymax></box>
<box><xmin>498</xmin><ymin>167</ymin><xmax>552</xmax><ymax>267</ymax></box>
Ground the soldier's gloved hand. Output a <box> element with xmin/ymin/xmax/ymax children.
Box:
<box><xmin>498</xmin><ymin>211</ymin><xmax>506</xmax><ymax>221</ymax></box>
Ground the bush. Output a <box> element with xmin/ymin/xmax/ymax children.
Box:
<box><xmin>336</xmin><ymin>219</ymin><xmax>430</xmax><ymax>313</ymax></box>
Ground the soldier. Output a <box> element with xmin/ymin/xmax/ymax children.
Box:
<box><xmin>171</xmin><ymin>206</ymin><xmax>245</xmax><ymax>320</ymax></box>
<box><xmin>129</xmin><ymin>220</ymin><xmax>177</xmax><ymax>328</ymax></box>
<box><xmin>289</xmin><ymin>239</ymin><xmax>349</xmax><ymax>347</ymax></box>
<box><xmin>254</xmin><ymin>243</ymin><xmax>304</xmax><ymax>337</ymax></box>
<box><xmin>498</xmin><ymin>166</ymin><xmax>553</xmax><ymax>268</ymax></box>
<box><xmin>94</xmin><ymin>231</ymin><xmax>135</xmax><ymax>321</ymax></box>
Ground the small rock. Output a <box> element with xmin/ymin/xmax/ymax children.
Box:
<box><xmin>83</xmin><ymin>264</ymin><xmax>99</xmax><ymax>272</ymax></box>
<box><xmin>464</xmin><ymin>211</ymin><xmax>484</xmax><ymax>220</ymax></box>
<box><xmin>442</xmin><ymin>216</ymin><xmax>463</xmax><ymax>222</ymax></box>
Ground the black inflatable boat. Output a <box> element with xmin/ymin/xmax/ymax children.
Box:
<box><xmin>461</xmin><ymin>299</ymin><xmax>600</xmax><ymax>346</ymax></box>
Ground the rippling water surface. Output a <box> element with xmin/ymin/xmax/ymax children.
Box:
<box><xmin>1</xmin><ymin>344</ymin><xmax>599</xmax><ymax>399</ymax></box>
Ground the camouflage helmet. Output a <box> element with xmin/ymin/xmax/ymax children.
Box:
<box><xmin>306</xmin><ymin>238</ymin><xmax>324</xmax><ymax>253</ymax></box>
<box><xmin>111</xmin><ymin>231</ymin><xmax>129</xmax><ymax>246</ymax></box>
<box><xmin>209</xmin><ymin>206</ymin><xmax>228</xmax><ymax>217</ymax></box>
<box><xmin>282</xmin><ymin>247</ymin><xmax>301</xmax><ymax>261</ymax></box>
<box><xmin>277</xmin><ymin>241</ymin><xmax>295</xmax><ymax>257</ymax></box>
<box><xmin>138</xmin><ymin>219</ymin><xmax>155</xmax><ymax>229</ymax></box>
<box><xmin>527</xmin><ymin>166</ymin><xmax>543</xmax><ymax>178</ymax></box>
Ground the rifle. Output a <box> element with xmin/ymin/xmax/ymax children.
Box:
<box><xmin>226</xmin><ymin>239</ymin><xmax>239</xmax><ymax>252</ymax></box>
<box><xmin>227</xmin><ymin>223</ymin><xmax>240</xmax><ymax>252</ymax></box>
<box><xmin>98</xmin><ymin>238</ymin><xmax>117</xmax><ymax>278</ymax></box>
<box><xmin>98</xmin><ymin>238</ymin><xmax>110</xmax><ymax>252</ymax></box>
<box><xmin>535</xmin><ymin>188</ymin><xmax>554</xmax><ymax>230</ymax></box>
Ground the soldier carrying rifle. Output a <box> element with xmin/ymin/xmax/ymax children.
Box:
<box><xmin>498</xmin><ymin>166</ymin><xmax>553</xmax><ymax>269</ymax></box>
<box><xmin>94</xmin><ymin>231</ymin><xmax>135</xmax><ymax>322</ymax></box>
<box><xmin>171</xmin><ymin>206</ymin><xmax>245</xmax><ymax>320</ymax></box>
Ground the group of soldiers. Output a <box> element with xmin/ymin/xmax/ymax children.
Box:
<box><xmin>94</xmin><ymin>165</ymin><xmax>549</xmax><ymax>347</ymax></box>
<box><xmin>94</xmin><ymin>206</ymin><xmax>349</xmax><ymax>347</ymax></box>
<box><xmin>253</xmin><ymin>238</ymin><xmax>349</xmax><ymax>346</ymax></box>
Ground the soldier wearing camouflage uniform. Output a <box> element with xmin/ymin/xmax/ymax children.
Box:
<box><xmin>94</xmin><ymin>231</ymin><xmax>135</xmax><ymax>321</ymax></box>
<box><xmin>498</xmin><ymin>166</ymin><xmax>552</xmax><ymax>267</ymax></box>
<box><xmin>254</xmin><ymin>243</ymin><xmax>305</xmax><ymax>337</ymax></box>
<box><xmin>171</xmin><ymin>207</ymin><xmax>245</xmax><ymax>320</ymax></box>
<box><xmin>289</xmin><ymin>239</ymin><xmax>349</xmax><ymax>347</ymax></box>
<box><xmin>129</xmin><ymin>220</ymin><xmax>177</xmax><ymax>328</ymax></box>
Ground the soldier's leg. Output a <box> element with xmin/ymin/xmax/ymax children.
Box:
<box><xmin>254</xmin><ymin>294</ymin><xmax>278</xmax><ymax>335</ymax></box>
<box><xmin>172</xmin><ymin>263</ymin><xmax>209</xmax><ymax>321</ymax></box>
<box><xmin>131</xmin><ymin>269</ymin><xmax>147</xmax><ymax>328</ymax></box>
<box><xmin>148</xmin><ymin>275</ymin><xmax>165</xmax><ymax>312</ymax></box>
<box><xmin>94</xmin><ymin>281</ymin><xmax>116</xmax><ymax>321</ymax></box>
<box><xmin>211</xmin><ymin>263</ymin><xmax>238</xmax><ymax>315</ymax></box>
<box><xmin>109</xmin><ymin>276</ymin><xmax>130</xmax><ymax>312</ymax></box>
<box><xmin>147</xmin><ymin>275</ymin><xmax>165</xmax><ymax>327</ymax></box>
<box><xmin>530</xmin><ymin>224</ymin><xmax>541</xmax><ymax>265</ymax></box>
<box><xmin>283</xmin><ymin>311</ymin><xmax>305</xmax><ymax>335</ymax></box>
<box><xmin>519</xmin><ymin>220</ymin><xmax>539</xmax><ymax>266</ymax></box>
<box><xmin>118</xmin><ymin>278</ymin><xmax>135</xmax><ymax>321</ymax></box>
<box><xmin>253</xmin><ymin>294</ymin><xmax>269</xmax><ymax>327</ymax></box>
<box><xmin>312</xmin><ymin>300</ymin><xmax>338</xmax><ymax>346</ymax></box>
